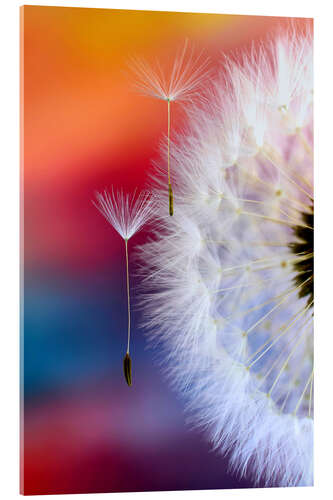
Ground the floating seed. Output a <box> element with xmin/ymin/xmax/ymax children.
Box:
<box><xmin>123</xmin><ymin>352</ymin><xmax>132</xmax><ymax>386</ymax></box>
<box><xmin>169</xmin><ymin>183</ymin><xmax>174</xmax><ymax>216</ymax></box>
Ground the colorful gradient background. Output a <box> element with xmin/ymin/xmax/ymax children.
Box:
<box><xmin>21</xmin><ymin>6</ymin><xmax>308</xmax><ymax>495</ymax></box>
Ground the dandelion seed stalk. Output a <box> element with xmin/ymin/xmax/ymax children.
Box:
<box><xmin>123</xmin><ymin>238</ymin><xmax>132</xmax><ymax>386</ymax></box>
<box><xmin>167</xmin><ymin>98</ymin><xmax>174</xmax><ymax>216</ymax></box>
<box><xmin>94</xmin><ymin>188</ymin><xmax>155</xmax><ymax>387</ymax></box>
<box><xmin>129</xmin><ymin>41</ymin><xmax>210</xmax><ymax>216</ymax></box>
<box><xmin>125</xmin><ymin>238</ymin><xmax>131</xmax><ymax>354</ymax></box>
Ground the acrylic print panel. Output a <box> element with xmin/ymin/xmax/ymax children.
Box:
<box><xmin>21</xmin><ymin>5</ymin><xmax>313</xmax><ymax>495</ymax></box>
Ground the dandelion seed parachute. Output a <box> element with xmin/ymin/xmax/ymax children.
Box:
<box><xmin>94</xmin><ymin>189</ymin><xmax>155</xmax><ymax>241</ymax></box>
<box><xmin>128</xmin><ymin>39</ymin><xmax>211</xmax><ymax>103</ymax></box>
<box><xmin>129</xmin><ymin>40</ymin><xmax>211</xmax><ymax>216</ymax></box>
<box><xmin>94</xmin><ymin>189</ymin><xmax>155</xmax><ymax>386</ymax></box>
<box><xmin>139</xmin><ymin>25</ymin><xmax>313</xmax><ymax>486</ymax></box>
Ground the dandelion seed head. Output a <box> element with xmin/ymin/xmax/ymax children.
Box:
<box><xmin>139</xmin><ymin>25</ymin><xmax>313</xmax><ymax>487</ymax></box>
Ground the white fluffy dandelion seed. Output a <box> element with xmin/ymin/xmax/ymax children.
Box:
<box><xmin>129</xmin><ymin>39</ymin><xmax>211</xmax><ymax>103</ymax></box>
<box><xmin>139</xmin><ymin>26</ymin><xmax>313</xmax><ymax>486</ymax></box>
<box><xmin>129</xmin><ymin>40</ymin><xmax>211</xmax><ymax>216</ymax></box>
<box><xmin>94</xmin><ymin>188</ymin><xmax>155</xmax><ymax>385</ymax></box>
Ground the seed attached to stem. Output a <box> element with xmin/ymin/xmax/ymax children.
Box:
<box><xmin>93</xmin><ymin>188</ymin><xmax>155</xmax><ymax>387</ymax></box>
<box><xmin>169</xmin><ymin>183</ymin><xmax>174</xmax><ymax>216</ymax></box>
<box><xmin>128</xmin><ymin>42</ymin><xmax>211</xmax><ymax>216</ymax></box>
<box><xmin>167</xmin><ymin>98</ymin><xmax>173</xmax><ymax>216</ymax></box>
<box><xmin>123</xmin><ymin>352</ymin><xmax>132</xmax><ymax>386</ymax></box>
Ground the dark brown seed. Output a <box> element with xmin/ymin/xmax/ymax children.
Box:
<box><xmin>168</xmin><ymin>183</ymin><xmax>174</xmax><ymax>216</ymax></box>
<box><xmin>123</xmin><ymin>353</ymin><xmax>132</xmax><ymax>386</ymax></box>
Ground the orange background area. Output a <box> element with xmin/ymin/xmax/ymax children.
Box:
<box><xmin>22</xmin><ymin>8</ymin><xmax>308</xmax><ymax>271</ymax></box>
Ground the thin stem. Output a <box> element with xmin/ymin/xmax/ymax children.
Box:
<box><xmin>167</xmin><ymin>98</ymin><xmax>174</xmax><ymax>216</ymax></box>
<box><xmin>204</xmin><ymin>238</ymin><xmax>289</xmax><ymax>248</ymax></box>
<box><xmin>268</xmin><ymin>327</ymin><xmax>308</xmax><ymax>397</ymax></box>
<box><xmin>293</xmin><ymin>369</ymin><xmax>314</xmax><ymax>416</ymax></box>
<box><xmin>218</xmin><ymin>195</ymin><xmax>305</xmax><ymax>219</ymax></box>
<box><xmin>167</xmin><ymin>98</ymin><xmax>171</xmax><ymax>185</ymax></box>
<box><xmin>279</xmin><ymin>360</ymin><xmax>305</xmax><ymax>413</ymax></box>
<box><xmin>125</xmin><ymin>238</ymin><xmax>131</xmax><ymax>354</ymax></box>
<box><xmin>258</xmin><ymin>327</ymin><xmax>302</xmax><ymax>387</ymax></box>
<box><xmin>261</xmin><ymin>148</ymin><xmax>313</xmax><ymax>201</ymax></box>
<box><xmin>226</xmin><ymin>282</ymin><xmax>304</xmax><ymax>321</ymax></box>
<box><xmin>265</xmin><ymin>137</ymin><xmax>313</xmax><ymax>186</ymax></box>
<box><xmin>296</xmin><ymin>128</ymin><xmax>314</xmax><ymax>157</ymax></box>
<box><xmin>239</xmin><ymin>164</ymin><xmax>310</xmax><ymax>211</ymax></box>
<box><xmin>247</xmin><ymin>300</ymin><xmax>313</xmax><ymax>368</ymax></box>
<box><xmin>217</xmin><ymin>252</ymin><xmax>312</xmax><ymax>277</ymax></box>
<box><xmin>240</xmin><ymin>210</ymin><xmax>313</xmax><ymax>230</ymax></box>
<box><xmin>245</xmin><ymin>278</ymin><xmax>310</xmax><ymax>336</ymax></box>
<box><xmin>308</xmin><ymin>372</ymin><xmax>314</xmax><ymax>417</ymax></box>
<box><xmin>213</xmin><ymin>275</ymin><xmax>276</xmax><ymax>294</ymax></box>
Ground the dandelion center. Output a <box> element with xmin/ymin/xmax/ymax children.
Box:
<box><xmin>290</xmin><ymin>207</ymin><xmax>314</xmax><ymax>307</ymax></box>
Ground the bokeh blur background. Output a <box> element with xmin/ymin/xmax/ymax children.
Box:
<box><xmin>21</xmin><ymin>6</ymin><xmax>308</xmax><ymax>495</ymax></box>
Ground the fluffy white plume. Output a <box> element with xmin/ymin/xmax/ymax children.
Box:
<box><xmin>94</xmin><ymin>188</ymin><xmax>155</xmax><ymax>240</ymax></box>
<box><xmin>129</xmin><ymin>39</ymin><xmax>211</xmax><ymax>102</ymax></box>
<box><xmin>139</xmin><ymin>25</ymin><xmax>313</xmax><ymax>487</ymax></box>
